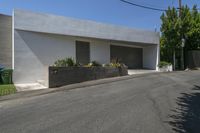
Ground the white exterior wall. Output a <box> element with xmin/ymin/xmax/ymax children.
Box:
<box><xmin>13</xmin><ymin>30</ymin><xmax>112</xmax><ymax>84</ymax></box>
<box><xmin>12</xmin><ymin>9</ymin><xmax>160</xmax><ymax>85</ymax></box>
<box><xmin>143</xmin><ymin>45</ymin><xmax>159</xmax><ymax>70</ymax></box>
<box><xmin>90</xmin><ymin>40</ymin><xmax>110</xmax><ymax>64</ymax></box>
<box><xmin>14</xmin><ymin>30</ymin><xmax>76</xmax><ymax>84</ymax></box>
<box><xmin>14</xmin><ymin>9</ymin><xmax>160</xmax><ymax>45</ymax></box>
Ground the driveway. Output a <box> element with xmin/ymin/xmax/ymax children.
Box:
<box><xmin>0</xmin><ymin>71</ymin><xmax>200</xmax><ymax>133</ymax></box>
<box><xmin>128</xmin><ymin>69</ymin><xmax>157</xmax><ymax>75</ymax></box>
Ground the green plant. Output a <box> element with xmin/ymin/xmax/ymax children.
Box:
<box><xmin>111</xmin><ymin>58</ymin><xmax>121</xmax><ymax>64</ymax></box>
<box><xmin>158</xmin><ymin>61</ymin><xmax>172</xmax><ymax>68</ymax></box>
<box><xmin>53</xmin><ymin>57</ymin><xmax>76</xmax><ymax>67</ymax></box>
<box><xmin>66</xmin><ymin>58</ymin><xmax>75</xmax><ymax>66</ymax></box>
<box><xmin>0</xmin><ymin>84</ymin><xmax>16</xmax><ymax>96</ymax></box>
<box><xmin>160</xmin><ymin>5</ymin><xmax>200</xmax><ymax>68</ymax></box>
<box><xmin>110</xmin><ymin>58</ymin><xmax>122</xmax><ymax>68</ymax></box>
<box><xmin>85</xmin><ymin>61</ymin><xmax>101</xmax><ymax>67</ymax></box>
<box><xmin>110</xmin><ymin>62</ymin><xmax>121</xmax><ymax>68</ymax></box>
<box><xmin>54</xmin><ymin>59</ymin><xmax>66</xmax><ymax>67</ymax></box>
<box><xmin>102</xmin><ymin>64</ymin><xmax>110</xmax><ymax>67</ymax></box>
<box><xmin>74</xmin><ymin>62</ymin><xmax>81</xmax><ymax>67</ymax></box>
<box><xmin>91</xmin><ymin>61</ymin><xmax>101</xmax><ymax>66</ymax></box>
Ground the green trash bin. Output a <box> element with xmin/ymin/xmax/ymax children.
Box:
<box><xmin>1</xmin><ymin>69</ymin><xmax>13</xmax><ymax>84</ymax></box>
<box><xmin>0</xmin><ymin>68</ymin><xmax>4</xmax><ymax>84</ymax></box>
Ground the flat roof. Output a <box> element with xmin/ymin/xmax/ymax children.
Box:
<box><xmin>13</xmin><ymin>9</ymin><xmax>159</xmax><ymax>45</ymax></box>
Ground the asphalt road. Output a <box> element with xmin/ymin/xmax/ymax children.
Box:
<box><xmin>0</xmin><ymin>71</ymin><xmax>200</xmax><ymax>133</ymax></box>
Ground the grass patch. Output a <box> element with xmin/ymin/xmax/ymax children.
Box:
<box><xmin>0</xmin><ymin>84</ymin><xmax>16</xmax><ymax>96</ymax></box>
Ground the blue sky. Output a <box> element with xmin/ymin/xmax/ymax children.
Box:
<box><xmin>0</xmin><ymin>0</ymin><xmax>199</xmax><ymax>31</ymax></box>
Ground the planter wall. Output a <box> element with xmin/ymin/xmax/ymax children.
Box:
<box><xmin>48</xmin><ymin>66</ymin><xmax>128</xmax><ymax>88</ymax></box>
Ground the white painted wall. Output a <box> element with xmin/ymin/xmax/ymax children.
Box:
<box><xmin>13</xmin><ymin>30</ymin><xmax>159</xmax><ymax>85</ymax></box>
<box><xmin>143</xmin><ymin>45</ymin><xmax>159</xmax><ymax>70</ymax></box>
<box><xmin>90</xmin><ymin>40</ymin><xmax>110</xmax><ymax>64</ymax></box>
<box><xmin>14</xmin><ymin>9</ymin><xmax>160</xmax><ymax>45</ymax></box>
<box><xmin>13</xmin><ymin>30</ymin><xmax>76</xmax><ymax>84</ymax></box>
<box><xmin>13</xmin><ymin>30</ymin><xmax>112</xmax><ymax>84</ymax></box>
<box><xmin>66</xmin><ymin>37</ymin><xmax>111</xmax><ymax>64</ymax></box>
<box><xmin>12</xmin><ymin>9</ymin><xmax>160</xmax><ymax>86</ymax></box>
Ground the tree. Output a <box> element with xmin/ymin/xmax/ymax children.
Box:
<box><xmin>160</xmin><ymin>5</ymin><xmax>200</xmax><ymax>69</ymax></box>
<box><xmin>160</xmin><ymin>7</ymin><xmax>180</xmax><ymax>67</ymax></box>
<box><xmin>187</xmin><ymin>5</ymin><xmax>200</xmax><ymax>50</ymax></box>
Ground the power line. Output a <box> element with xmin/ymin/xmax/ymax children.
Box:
<box><xmin>120</xmin><ymin>0</ymin><xmax>167</xmax><ymax>12</ymax></box>
<box><xmin>120</xmin><ymin>0</ymin><xmax>200</xmax><ymax>11</ymax></box>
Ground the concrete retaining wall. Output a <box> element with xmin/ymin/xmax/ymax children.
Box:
<box><xmin>48</xmin><ymin>66</ymin><xmax>128</xmax><ymax>88</ymax></box>
<box><xmin>0</xmin><ymin>14</ymin><xmax>12</xmax><ymax>68</ymax></box>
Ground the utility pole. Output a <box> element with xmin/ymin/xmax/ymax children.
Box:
<box><xmin>179</xmin><ymin>0</ymin><xmax>182</xmax><ymax>16</ymax></box>
<box><xmin>174</xmin><ymin>0</ymin><xmax>184</xmax><ymax>71</ymax></box>
<box><xmin>179</xmin><ymin>0</ymin><xmax>185</xmax><ymax>70</ymax></box>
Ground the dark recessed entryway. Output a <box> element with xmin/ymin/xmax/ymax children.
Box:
<box><xmin>76</xmin><ymin>41</ymin><xmax>90</xmax><ymax>65</ymax></box>
<box><xmin>110</xmin><ymin>45</ymin><xmax>143</xmax><ymax>69</ymax></box>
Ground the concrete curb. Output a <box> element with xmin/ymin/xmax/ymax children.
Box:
<box><xmin>0</xmin><ymin>72</ymin><xmax>162</xmax><ymax>102</ymax></box>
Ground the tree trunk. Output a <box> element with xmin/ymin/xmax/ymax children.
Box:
<box><xmin>173</xmin><ymin>50</ymin><xmax>176</xmax><ymax>70</ymax></box>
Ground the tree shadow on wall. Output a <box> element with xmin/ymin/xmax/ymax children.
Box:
<box><xmin>168</xmin><ymin>85</ymin><xmax>200</xmax><ymax>133</ymax></box>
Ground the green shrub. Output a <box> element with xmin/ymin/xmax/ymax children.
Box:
<box><xmin>85</xmin><ymin>61</ymin><xmax>101</xmax><ymax>67</ymax></box>
<box><xmin>54</xmin><ymin>59</ymin><xmax>67</xmax><ymax>67</ymax></box>
<box><xmin>91</xmin><ymin>61</ymin><xmax>101</xmax><ymax>66</ymax></box>
<box><xmin>53</xmin><ymin>57</ymin><xmax>76</xmax><ymax>67</ymax></box>
<box><xmin>158</xmin><ymin>61</ymin><xmax>172</xmax><ymax>68</ymax></box>
<box><xmin>110</xmin><ymin>58</ymin><xmax>122</xmax><ymax>68</ymax></box>
<box><xmin>66</xmin><ymin>58</ymin><xmax>75</xmax><ymax>66</ymax></box>
<box><xmin>102</xmin><ymin>64</ymin><xmax>110</xmax><ymax>67</ymax></box>
<box><xmin>74</xmin><ymin>62</ymin><xmax>81</xmax><ymax>67</ymax></box>
<box><xmin>110</xmin><ymin>62</ymin><xmax>121</xmax><ymax>67</ymax></box>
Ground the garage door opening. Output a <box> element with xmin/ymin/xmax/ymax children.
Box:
<box><xmin>110</xmin><ymin>45</ymin><xmax>143</xmax><ymax>69</ymax></box>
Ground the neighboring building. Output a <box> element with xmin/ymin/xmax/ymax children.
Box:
<box><xmin>0</xmin><ymin>14</ymin><xmax>12</xmax><ymax>68</ymax></box>
<box><xmin>0</xmin><ymin>9</ymin><xmax>160</xmax><ymax>84</ymax></box>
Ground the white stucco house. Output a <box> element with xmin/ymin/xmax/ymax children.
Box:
<box><xmin>0</xmin><ymin>9</ymin><xmax>160</xmax><ymax>85</ymax></box>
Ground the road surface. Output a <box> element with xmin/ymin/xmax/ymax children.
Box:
<box><xmin>0</xmin><ymin>71</ymin><xmax>200</xmax><ymax>133</ymax></box>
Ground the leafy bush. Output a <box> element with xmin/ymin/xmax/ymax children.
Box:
<box><xmin>111</xmin><ymin>58</ymin><xmax>121</xmax><ymax>64</ymax></box>
<box><xmin>54</xmin><ymin>59</ymin><xmax>67</xmax><ymax>67</ymax></box>
<box><xmin>66</xmin><ymin>58</ymin><xmax>75</xmax><ymax>66</ymax></box>
<box><xmin>53</xmin><ymin>57</ymin><xmax>127</xmax><ymax>68</ymax></box>
<box><xmin>110</xmin><ymin>62</ymin><xmax>121</xmax><ymax>67</ymax></box>
<box><xmin>91</xmin><ymin>61</ymin><xmax>101</xmax><ymax>66</ymax></box>
<box><xmin>85</xmin><ymin>61</ymin><xmax>101</xmax><ymax>67</ymax></box>
<box><xmin>158</xmin><ymin>61</ymin><xmax>172</xmax><ymax>68</ymax></box>
<box><xmin>102</xmin><ymin>64</ymin><xmax>110</xmax><ymax>67</ymax></box>
<box><xmin>74</xmin><ymin>62</ymin><xmax>81</xmax><ymax>67</ymax></box>
<box><xmin>53</xmin><ymin>57</ymin><xmax>76</xmax><ymax>67</ymax></box>
<box><xmin>110</xmin><ymin>58</ymin><xmax>122</xmax><ymax>68</ymax></box>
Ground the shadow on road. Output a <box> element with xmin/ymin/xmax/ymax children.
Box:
<box><xmin>168</xmin><ymin>85</ymin><xmax>200</xmax><ymax>133</ymax></box>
